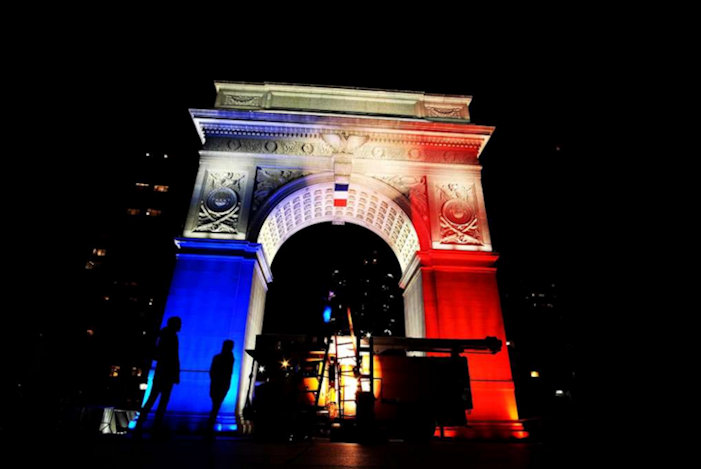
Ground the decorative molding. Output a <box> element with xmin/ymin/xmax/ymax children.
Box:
<box><xmin>194</xmin><ymin>171</ymin><xmax>246</xmax><ymax>234</ymax></box>
<box><xmin>252</xmin><ymin>168</ymin><xmax>314</xmax><ymax>213</ymax></box>
<box><xmin>205</xmin><ymin>137</ymin><xmax>335</xmax><ymax>157</ymax></box>
<box><xmin>200</xmin><ymin>122</ymin><xmax>485</xmax><ymax>147</ymax></box>
<box><xmin>264</xmin><ymin>141</ymin><xmax>278</xmax><ymax>153</ymax></box>
<box><xmin>301</xmin><ymin>142</ymin><xmax>314</xmax><ymax>154</ymax></box>
<box><xmin>214</xmin><ymin>82</ymin><xmax>471</xmax><ymax>121</ymax></box>
<box><xmin>436</xmin><ymin>183</ymin><xmax>483</xmax><ymax>246</ymax></box>
<box><xmin>201</xmin><ymin>128</ymin><xmax>482</xmax><ymax>164</ymax></box>
<box><xmin>355</xmin><ymin>141</ymin><xmax>481</xmax><ymax>164</ymax></box>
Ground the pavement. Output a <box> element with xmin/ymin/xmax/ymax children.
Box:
<box><xmin>7</xmin><ymin>431</ymin><xmax>579</xmax><ymax>469</ymax></box>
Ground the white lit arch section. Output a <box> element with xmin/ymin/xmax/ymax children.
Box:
<box><xmin>257</xmin><ymin>181</ymin><xmax>420</xmax><ymax>274</ymax></box>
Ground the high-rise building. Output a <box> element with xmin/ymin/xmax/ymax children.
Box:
<box><xmin>73</xmin><ymin>150</ymin><xmax>192</xmax><ymax>410</ymax></box>
<box><xmin>501</xmin><ymin>278</ymin><xmax>575</xmax><ymax>428</ymax></box>
<box><xmin>355</xmin><ymin>250</ymin><xmax>404</xmax><ymax>337</ymax></box>
<box><xmin>323</xmin><ymin>249</ymin><xmax>404</xmax><ymax>338</ymax></box>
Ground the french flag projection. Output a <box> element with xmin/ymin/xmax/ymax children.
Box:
<box><xmin>334</xmin><ymin>182</ymin><xmax>349</xmax><ymax>207</ymax></box>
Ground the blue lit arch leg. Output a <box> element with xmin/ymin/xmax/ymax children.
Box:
<box><xmin>142</xmin><ymin>238</ymin><xmax>270</xmax><ymax>432</ymax></box>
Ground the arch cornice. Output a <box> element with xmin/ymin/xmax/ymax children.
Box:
<box><xmin>190</xmin><ymin>109</ymin><xmax>493</xmax><ymax>165</ymax></box>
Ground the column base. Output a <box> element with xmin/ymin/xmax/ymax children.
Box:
<box><xmin>131</xmin><ymin>411</ymin><xmax>238</xmax><ymax>435</ymax></box>
<box><xmin>435</xmin><ymin>420</ymin><xmax>529</xmax><ymax>440</ymax></box>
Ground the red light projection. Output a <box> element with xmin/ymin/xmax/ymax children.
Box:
<box><xmin>418</xmin><ymin>249</ymin><xmax>524</xmax><ymax>438</ymax></box>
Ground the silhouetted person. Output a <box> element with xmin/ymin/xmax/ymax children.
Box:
<box><xmin>135</xmin><ymin>316</ymin><xmax>181</xmax><ymax>435</ymax></box>
<box><xmin>206</xmin><ymin>339</ymin><xmax>234</xmax><ymax>436</ymax></box>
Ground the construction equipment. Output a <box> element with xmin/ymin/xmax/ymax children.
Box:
<box><xmin>245</xmin><ymin>333</ymin><xmax>501</xmax><ymax>442</ymax></box>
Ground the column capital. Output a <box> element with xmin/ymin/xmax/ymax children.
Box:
<box><xmin>399</xmin><ymin>249</ymin><xmax>499</xmax><ymax>289</ymax></box>
<box><xmin>417</xmin><ymin>249</ymin><xmax>499</xmax><ymax>271</ymax></box>
<box><xmin>174</xmin><ymin>238</ymin><xmax>272</xmax><ymax>282</ymax></box>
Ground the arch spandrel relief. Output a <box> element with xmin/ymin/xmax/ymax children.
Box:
<box><xmin>192</xmin><ymin>170</ymin><xmax>247</xmax><ymax>235</ymax></box>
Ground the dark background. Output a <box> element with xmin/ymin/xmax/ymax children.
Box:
<box><xmin>5</xmin><ymin>36</ymin><xmax>585</xmax><ymax>438</ymax></box>
<box><xmin>14</xmin><ymin>67</ymin><xmax>579</xmax><ymax>287</ymax></box>
<box><xmin>26</xmin><ymin>62</ymin><xmax>579</xmax><ymax>280</ymax></box>
<box><xmin>9</xmin><ymin>45</ymin><xmax>583</xmax><ymax>348</ymax></box>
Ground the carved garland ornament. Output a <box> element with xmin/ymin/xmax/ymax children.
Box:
<box><xmin>424</xmin><ymin>104</ymin><xmax>464</xmax><ymax>119</ymax></box>
<box><xmin>355</xmin><ymin>143</ymin><xmax>480</xmax><ymax>164</ymax></box>
<box><xmin>223</xmin><ymin>94</ymin><xmax>262</xmax><ymax>108</ymax></box>
<box><xmin>194</xmin><ymin>171</ymin><xmax>246</xmax><ymax>234</ymax></box>
<box><xmin>437</xmin><ymin>183</ymin><xmax>482</xmax><ymax>245</ymax></box>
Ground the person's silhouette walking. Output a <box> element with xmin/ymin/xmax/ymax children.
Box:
<box><xmin>206</xmin><ymin>339</ymin><xmax>234</xmax><ymax>436</ymax></box>
<box><xmin>135</xmin><ymin>316</ymin><xmax>181</xmax><ymax>435</ymax></box>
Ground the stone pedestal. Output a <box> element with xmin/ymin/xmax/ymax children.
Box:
<box><xmin>142</xmin><ymin>239</ymin><xmax>269</xmax><ymax>432</ymax></box>
<box><xmin>411</xmin><ymin>249</ymin><xmax>525</xmax><ymax>438</ymax></box>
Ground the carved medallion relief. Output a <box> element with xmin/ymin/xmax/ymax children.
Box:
<box><xmin>436</xmin><ymin>183</ymin><xmax>482</xmax><ymax>246</ymax></box>
<box><xmin>194</xmin><ymin>171</ymin><xmax>246</xmax><ymax>234</ymax></box>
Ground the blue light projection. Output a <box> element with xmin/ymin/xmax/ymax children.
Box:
<box><xmin>141</xmin><ymin>239</ymin><xmax>266</xmax><ymax>431</ymax></box>
<box><xmin>323</xmin><ymin>305</ymin><xmax>332</xmax><ymax>323</ymax></box>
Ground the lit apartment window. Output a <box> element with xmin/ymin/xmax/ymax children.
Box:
<box><xmin>85</xmin><ymin>260</ymin><xmax>96</xmax><ymax>270</ymax></box>
<box><xmin>127</xmin><ymin>208</ymin><xmax>141</xmax><ymax>216</ymax></box>
<box><xmin>153</xmin><ymin>185</ymin><xmax>169</xmax><ymax>193</ymax></box>
<box><xmin>109</xmin><ymin>365</ymin><xmax>120</xmax><ymax>378</ymax></box>
<box><xmin>135</xmin><ymin>182</ymin><xmax>150</xmax><ymax>189</ymax></box>
<box><xmin>145</xmin><ymin>208</ymin><xmax>162</xmax><ymax>216</ymax></box>
<box><xmin>92</xmin><ymin>248</ymin><xmax>107</xmax><ymax>257</ymax></box>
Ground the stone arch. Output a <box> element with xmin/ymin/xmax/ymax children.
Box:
<box><xmin>248</xmin><ymin>173</ymin><xmax>430</xmax><ymax>275</ymax></box>
<box><xmin>155</xmin><ymin>82</ymin><xmax>523</xmax><ymax>438</ymax></box>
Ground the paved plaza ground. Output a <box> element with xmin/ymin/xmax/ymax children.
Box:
<box><xmin>9</xmin><ymin>431</ymin><xmax>579</xmax><ymax>469</ymax></box>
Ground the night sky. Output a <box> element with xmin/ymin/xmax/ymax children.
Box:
<box><xmin>8</xmin><ymin>43</ymin><xmax>583</xmax><ymax>357</ymax></box>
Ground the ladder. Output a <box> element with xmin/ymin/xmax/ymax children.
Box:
<box><xmin>313</xmin><ymin>336</ymin><xmax>331</xmax><ymax>407</ymax></box>
<box><xmin>332</xmin><ymin>334</ymin><xmax>376</xmax><ymax>419</ymax></box>
<box><xmin>356</xmin><ymin>334</ymin><xmax>374</xmax><ymax>397</ymax></box>
<box><xmin>334</xmin><ymin>335</ymin><xmax>357</xmax><ymax>419</ymax></box>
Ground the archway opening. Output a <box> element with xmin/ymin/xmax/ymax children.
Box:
<box><xmin>262</xmin><ymin>222</ymin><xmax>404</xmax><ymax>339</ymax></box>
